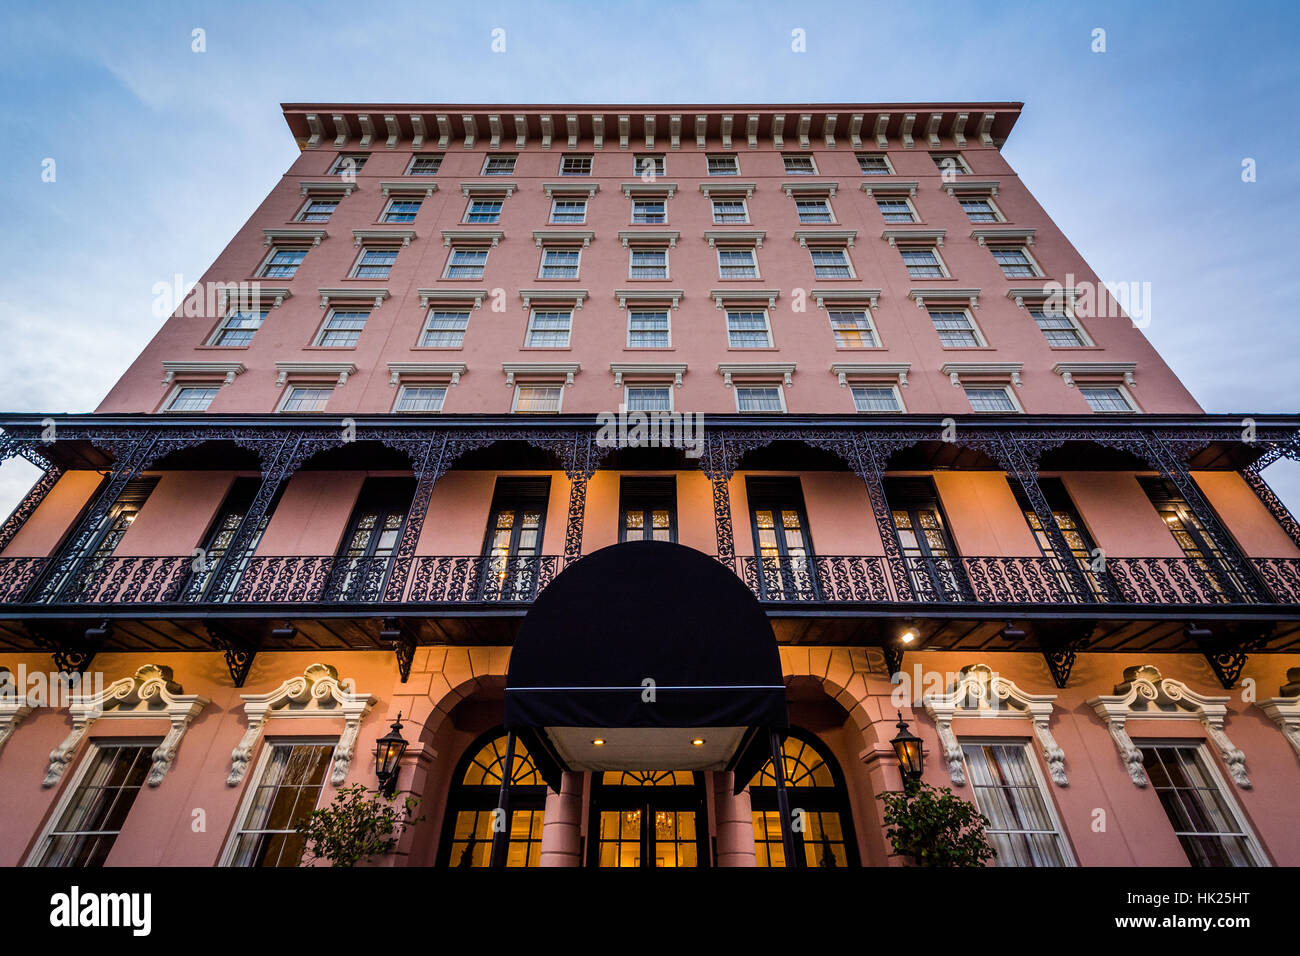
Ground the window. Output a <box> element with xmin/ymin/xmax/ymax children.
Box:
<box><xmin>550</xmin><ymin>198</ymin><xmax>587</xmax><ymax>224</ymax></box>
<box><xmin>796</xmin><ymin>198</ymin><xmax>834</xmax><ymax>223</ymax></box>
<box><xmin>1011</xmin><ymin>476</ymin><xmax>1111</xmax><ymax>601</ymax></box>
<box><xmin>560</xmin><ymin>154</ymin><xmax>592</xmax><ymax>176</ymax></box>
<box><xmin>513</xmin><ymin>384</ymin><xmax>563</xmax><ymax>413</ymax></box>
<box><xmin>1140</xmin><ymin>744</ymin><xmax>1263</xmax><ymax>866</ymax></box>
<box><xmin>279</xmin><ymin>386</ymin><xmax>332</xmax><ymax>412</ymax></box>
<box><xmin>747</xmin><ymin>477</ymin><xmax>815</xmax><ymax>600</ymax></box>
<box><xmin>829</xmin><ymin>309</ymin><xmax>878</xmax><ymax>348</ymax></box>
<box><xmin>625</xmin><ymin>385</ymin><xmax>672</xmax><ymax>411</ymax></box>
<box><xmin>964</xmin><ymin>386</ymin><xmax>1019</xmax><ymax>413</ymax></box>
<box><xmin>439</xmin><ymin>730</ymin><xmax>547</xmax><ymax>867</ymax></box>
<box><xmin>726</xmin><ymin>310</ymin><xmax>772</xmax><ymax>348</ymax></box>
<box><xmin>851</xmin><ymin>385</ymin><xmax>902</xmax><ymax>412</ymax></box>
<box><xmin>525</xmin><ymin>310</ymin><xmax>572</xmax><ymax>347</ymax></box>
<box><xmin>1138</xmin><ymin>476</ymin><xmax>1246</xmax><ymax>599</ymax></box>
<box><xmin>540</xmin><ymin>247</ymin><xmax>581</xmax><ymax>279</ymax></box>
<box><xmin>381</xmin><ymin>198</ymin><xmax>422</xmax><ymax>223</ymax></box>
<box><xmin>421</xmin><ymin>309</ymin><xmax>469</xmax><ymax>347</ymax></box>
<box><xmin>629</xmin><ymin>247</ymin><xmax>668</xmax><ymax>279</ymax></box>
<box><xmin>395</xmin><ymin>385</ymin><xmax>447</xmax><ymax>412</ymax></box>
<box><xmin>717</xmin><ymin>247</ymin><xmax>759</xmax><ymax>279</ymax></box>
<box><xmin>620</xmin><ymin>477</ymin><xmax>676</xmax><ymax>543</ymax></box>
<box><xmin>886</xmin><ymin>476</ymin><xmax>966</xmax><ymax>602</ymax></box>
<box><xmin>929</xmin><ymin>309</ymin><xmax>983</xmax><ymax>347</ymax></box>
<box><xmin>991</xmin><ymin>247</ymin><xmax>1040</xmax><ymax>278</ymax></box>
<box><xmin>631</xmin><ymin>198</ymin><xmax>666</xmax><ymax>224</ymax></box>
<box><xmin>464</xmin><ymin>199</ymin><xmax>502</xmax><ymax>223</ymax></box>
<box><xmin>258</xmin><ymin>247</ymin><xmax>307</xmax><ymax>279</ymax></box>
<box><xmin>183</xmin><ymin>477</ymin><xmax>279</xmax><ymax>602</ymax></box>
<box><xmin>876</xmin><ymin>197</ymin><xmax>916</xmax><ymax>223</ymax></box>
<box><xmin>633</xmin><ymin>153</ymin><xmax>665</xmax><ymax>177</ymax></box>
<box><xmin>783</xmin><ymin>154</ymin><xmax>817</xmax><ymax>174</ymax></box>
<box><xmin>35</xmin><ymin>477</ymin><xmax>158</xmax><ymax>603</ymax></box>
<box><xmin>627</xmin><ymin>310</ymin><xmax>670</xmax><ymax>348</ymax></box>
<box><xmin>482</xmin><ymin>154</ymin><xmax>517</xmax><ymax>175</ymax></box>
<box><xmin>444</xmin><ymin>246</ymin><xmax>488</xmax><ymax>279</ymax></box>
<box><xmin>960</xmin><ymin>198</ymin><xmax>1001</xmax><ymax>222</ymax></box>
<box><xmin>750</xmin><ymin>730</ymin><xmax>858</xmax><ymax>867</ymax></box>
<box><xmin>329</xmin><ymin>153</ymin><xmax>368</xmax><ymax>176</ymax></box>
<box><xmin>707</xmin><ymin>154</ymin><xmax>739</xmax><ymax>175</ymax></box>
<box><xmin>736</xmin><ymin>385</ymin><xmax>784</xmax><ymax>412</ymax></box>
<box><xmin>480</xmin><ymin>478</ymin><xmax>550</xmax><ymax>600</ymax></box>
<box><xmin>314</xmin><ymin>308</ymin><xmax>369</xmax><ymax>347</ymax></box>
<box><xmin>1031</xmin><ymin>307</ymin><xmax>1088</xmax><ymax>347</ymax></box>
<box><xmin>1081</xmin><ymin>386</ymin><xmax>1137</xmax><ymax>413</ymax></box>
<box><xmin>296</xmin><ymin>198</ymin><xmax>338</xmax><ymax>222</ymax></box>
<box><xmin>165</xmin><ymin>385</ymin><xmax>219</xmax><ymax>412</ymax></box>
<box><xmin>931</xmin><ymin>152</ymin><xmax>971</xmax><ymax>175</ymax></box>
<box><xmin>30</xmin><ymin>743</ymin><xmax>156</xmax><ymax>866</ymax></box>
<box><xmin>961</xmin><ymin>742</ymin><xmax>1071</xmax><ymax>866</ymax></box>
<box><xmin>406</xmin><ymin>154</ymin><xmax>442</xmax><ymax>175</ymax></box>
<box><xmin>326</xmin><ymin>477</ymin><xmax>414</xmax><ymax>601</ymax></box>
<box><xmin>210</xmin><ymin>307</ymin><xmax>268</xmax><ymax>346</ymax></box>
<box><xmin>591</xmin><ymin>770</ymin><xmax>705</xmax><ymax>867</ymax></box>
<box><xmin>350</xmin><ymin>247</ymin><xmax>398</xmax><ymax>279</ymax></box>
<box><xmin>226</xmin><ymin>742</ymin><xmax>335</xmax><ymax>867</ymax></box>
<box><xmin>810</xmin><ymin>247</ymin><xmax>854</xmax><ymax>279</ymax></box>
<box><xmin>711</xmin><ymin>198</ymin><xmax>749</xmax><ymax>224</ymax></box>
<box><xmin>856</xmin><ymin>153</ymin><xmax>893</xmax><ymax>175</ymax></box>
<box><xmin>900</xmin><ymin>247</ymin><xmax>946</xmax><ymax>278</ymax></box>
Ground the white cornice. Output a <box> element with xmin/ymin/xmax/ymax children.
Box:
<box><xmin>318</xmin><ymin>287</ymin><xmax>390</xmax><ymax>309</ymax></box>
<box><xmin>379</xmin><ymin>180</ymin><xmax>437</xmax><ymax>198</ymax></box>
<box><xmin>263</xmin><ymin>228</ymin><xmax>326</xmax><ymax>247</ymax></box>
<box><xmin>613</xmin><ymin>289</ymin><xmax>684</xmax><ymax>310</ymax></box>
<box><xmin>717</xmin><ymin>363</ymin><xmax>796</xmax><ymax>388</ymax></box>
<box><xmin>459</xmin><ymin>181</ymin><xmax>518</xmax><ymax>197</ymax></box>
<box><xmin>704</xmin><ymin>230</ymin><xmax>765</xmax><ymax>248</ymax></box>
<box><xmin>502</xmin><ymin>362</ymin><xmax>581</xmax><ymax>387</ymax></box>
<box><xmin>699</xmin><ymin>181</ymin><xmax>755</xmax><ymax>198</ymax></box>
<box><xmin>161</xmin><ymin>361</ymin><xmax>246</xmax><ymax>387</ymax></box>
<box><xmin>781</xmin><ymin>180</ymin><xmax>839</xmax><ymax>198</ymax></box>
<box><xmin>417</xmin><ymin>288</ymin><xmax>488</xmax><ymax>310</ymax></box>
<box><xmin>1258</xmin><ymin>671</ymin><xmax>1300</xmax><ymax>757</ymax></box>
<box><xmin>882</xmin><ymin>228</ymin><xmax>945</xmax><ymax>247</ymax></box>
<box><xmin>971</xmin><ymin>227</ymin><xmax>1035</xmax><ymax>246</ymax></box>
<box><xmin>830</xmin><ymin>363</ymin><xmax>910</xmax><ymax>388</ymax></box>
<box><xmin>621</xmin><ymin>181</ymin><xmax>678</xmax><ymax>198</ymax></box>
<box><xmin>618</xmin><ymin>230</ymin><xmax>679</xmax><ymax>248</ymax></box>
<box><xmin>609</xmin><ymin>363</ymin><xmax>688</xmax><ymax>387</ymax></box>
<box><xmin>1087</xmin><ymin>664</ymin><xmax>1249</xmax><ymax>789</ymax></box>
<box><xmin>542</xmin><ymin>182</ymin><xmax>600</xmax><ymax>198</ymax></box>
<box><xmin>793</xmin><ymin>229</ymin><xmax>856</xmax><ymax>248</ymax></box>
<box><xmin>532</xmin><ymin>229</ymin><xmax>595</xmax><ymax>248</ymax></box>
<box><xmin>943</xmin><ymin>179</ymin><xmax>1000</xmax><ymax>197</ymax></box>
<box><xmin>387</xmin><ymin>362</ymin><xmax>467</xmax><ymax>387</ymax></box>
<box><xmin>353</xmin><ymin>228</ymin><xmax>416</xmax><ymax>247</ymax></box>
<box><xmin>709</xmin><ymin>288</ymin><xmax>780</xmax><ymax>310</ymax></box>
<box><xmin>941</xmin><ymin>362</ymin><xmax>1023</xmax><ymax>388</ymax></box>
<box><xmin>0</xmin><ymin>667</ymin><xmax>31</xmax><ymax>756</ymax></box>
<box><xmin>1053</xmin><ymin>362</ymin><xmax>1137</xmax><ymax>388</ymax></box>
<box><xmin>44</xmin><ymin>665</ymin><xmax>209</xmax><ymax>788</ymax></box>
<box><xmin>519</xmin><ymin>289</ymin><xmax>588</xmax><ymax>311</ymax></box>
<box><xmin>923</xmin><ymin>663</ymin><xmax>1067</xmax><ymax>787</ymax></box>
<box><xmin>274</xmin><ymin>361</ymin><xmax>358</xmax><ymax>387</ymax></box>
<box><xmin>299</xmin><ymin>179</ymin><xmax>356</xmax><ymax>198</ymax></box>
<box><xmin>441</xmin><ymin>229</ymin><xmax>503</xmax><ymax>247</ymax></box>
<box><xmin>217</xmin><ymin>285</ymin><xmax>291</xmax><ymax>310</ymax></box>
<box><xmin>811</xmin><ymin>288</ymin><xmax>881</xmax><ymax>310</ymax></box>
<box><xmin>909</xmin><ymin>288</ymin><xmax>980</xmax><ymax>310</ymax></box>
<box><xmin>861</xmin><ymin>180</ymin><xmax>918</xmax><ymax>197</ymax></box>
<box><xmin>1007</xmin><ymin>286</ymin><xmax>1080</xmax><ymax>309</ymax></box>
<box><xmin>228</xmin><ymin>663</ymin><xmax>376</xmax><ymax>787</ymax></box>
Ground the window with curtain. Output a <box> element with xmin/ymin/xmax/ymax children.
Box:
<box><xmin>226</xmin><ymin>742</ymin><xmax>335</xmax><ymax>867</ymax></box>
<box><xmin>1141</xmin><ymin>743</ymin><xmax>1263</xmax><ymax>866</ymax></box>
<box><xmin>961</xmin><ymin>742</ymin><xmax>1071</xmax><ymax>866</ymax></box>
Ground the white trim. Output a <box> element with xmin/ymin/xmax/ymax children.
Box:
<box><xmin>709</xmin><ymin>195</ymin><xmax>751</xmax><ymax>224</ymax></box>
<box><xmin>714</xmin><ymin>245</ymin><xmax>762</xmax><ymax>281</ymax></box>
<box><xmin>614</xmin><ymin>290</ymin><xmax>683</xmax><ymax>311</ymax></box>
<box><xmin>511</xmin><ymin>382</ymin><xmax>566</xmax><ymax>413</ymax></box>
<box><xmin>807</xmin><ymin>244</ymin><xmax>857</xmax><ymax>280</ymax></box>
<box><xmin>276</xmin><ymin>384</ymin><xmax>335</xmax><ymax>413</ymax></box>
<box><xmin>957</xmin><ymin>738</ymin><xmax>1077</xmax><ymax>866</ymax></box>
<box><xmin>848</xmin><ymin>382</ymin><xmax>906</xmax><ymax>413</ymax></box>
<box><xmin>502</xmin><ymin>363</ymin><xmax>580</xmax><ymax>388</ymax></box>
<box><xmin>961</xmin><ymin>383</ymin><xmax>1025</xmax><ymax>414</ymax></box>
<box><xmin>909</xmin><ymin>287</ymin><xmax>980</xmax><ymax>310</ymax></box>
<box><xmin>626</xmin><ymin>244</ymin><xmax>670</xmax><ymax>281</ymax></box>
<box><xmin>1053</xmin><ymin>362</ymin><xmax>1138</xmax><ymax>389</ymax></box>
<box><xmin>393</xmin><ymin>383</ymin><xmax>449</xmax><ymax>413</ymax></box>
<box><xmin>873</xmin><ymin>193</ymin><xmax>920</xmax><ymax>223</ymax></box>
<box><xmin>537</xmin><ymin>244</ymin><xmax>584</xmax><ymax>281</ymax></box>
<box><xmin>972</xmin><ymin>227</ymin><xmax>1036</xmax><ymax>247</ymax></box>
<box><xmin>387</xmin><ymin>362</ymin><xmax>466</xmax><ymax>387</ymax></box>
<box><xmin>542</xmin><ymin>182</ymin><xmax>600</xmax><ymax>199</ymax></box>
<box><xmin>519</xmin><ymin>289</ymin><xmax>588</xmax><ymax>311</ymax></box>
<box><xmin>161</xmin><ymin>361</ymin><xmax>245</xmax><ymax>387</ymax></box>
<box><xmin>929</xmin><ymin>306</ymin><xmax>990</xmax><ymax>349</ymax></box>
<box><xmin>704</xmin><ymin>229</ymin><xmax>765</xmax><ymax>248</ymax></box>
<box><xmin>860</xmin><ymin>179</ymin><xmax>917</xmax><ymax>197</ymax></box>
<box><xmin>882</xmin><ymin>228</ymin><xmax>945</xmax><ymax>247</ymax></box>
<box><xmin>710</xmin><ymin>288</ymin><xmax>779</xmax><ymax>310</ymax></box>
<box><xmin>831</xmin><ymin>362</ymin><xmax>910</xmax><ymax>389</ymax></box>
<box><xmin>532</xmin><ymin>230</ymin><xmax>595</xmax><ymax>248</ymax></box>
<box><xmin>379</xmin><ymin>196</ymin><xmax>424</xmax><ymax>222</ymax></box>
<box><xmin>462</xmin><ymin>194</ymin><xmax>504</xmax><ymax>224</ymax></box>
<box><xmin>610</xmin><ymin>363</ymin><xmax>687</xmax><ymax>388</ymax></box>
<box><xmin>1258</xmin><ymin>679</ymin><xmax>1300</xmax><ymax>757</ymax></box>
<box><xmin>625</xmin><ymin>307</ymin><xmax>673</xmax><ymax>348</ymax></box>
<box><xmin>623</xmin><ymin>383</ymin><xmax>676</xmax><ymax>412</ymax></box>
<box><xmin>416</xmin><ymin>288</ymin><xmax>487</xmax><ymax>310</ymax></box>
<box><xmin>717</xmin><ymin>362</ymin><xmax>795</xmax><ymax>388</ymax></box>
<box><xmin>274</xmin><ymin>362</ymin><xmax>356</xmax><ymax>388</ymax></box>
<box><xmin>618</xmin><ymin>229</ymin><xmax>678</xmax><ymax>248</ymax></box>
<box><xmin>732</xmin><ymin>383</ymin><xmax>788</xmax><ymax>413</ymax></box>
<box><xmin>0</xmin><ymin>670</ymin><xmax>32</xmax><ymax>754</ymax></box>
<box><xmin>262</xmin><ymin>228</ymin><xmax>326</xmax><ymax>247</ymax></box>
<box><xmin>317</xmin><ymin>287</ymin><xmax>389</xmax><ymax>310</ymax></box>
<box><xmin>698</xmin><ymin>181</ymin><xmax>755</xmax><ymax>199</ymax></box>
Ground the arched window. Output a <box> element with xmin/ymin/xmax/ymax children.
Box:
<box><xmin>438</xmin><ymin>729</ymin><xmax>547</xmax><ymax>867</ymax></box>
<box><xmin>589</xmin><ymin>769</ymin><xmax>707</xmax><ymax>867</ymax></box>
<box><xmin>748</xmin><ymin>729</ymin><xmax>859</xmax><ymax>867</ymax></box>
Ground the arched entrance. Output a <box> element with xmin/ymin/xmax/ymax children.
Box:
<box><xmin>588</xmin><ymin>770</ymin><xmax>708</xmax><ymax>867</ymax></box>
<box><xmin>749</xmin><ymin>729</ymin><xmax>859</xmax><ymax>867</ymax></box>
<box><xmin>437</xmin><ymin>728</ymin><xmax>548</xmax><ymax>867</ymax></box>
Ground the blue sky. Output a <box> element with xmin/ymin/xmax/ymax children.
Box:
<box><xmin>0</xmin><ymin>0</ymin><xmax>1297</xmax><ymax>514</ymax></box>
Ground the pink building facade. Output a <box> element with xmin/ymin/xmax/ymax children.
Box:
<box><xmin>0</xmin><ymin>103</ymin><xmax>1298</xmax><ymax>868</ymax></box>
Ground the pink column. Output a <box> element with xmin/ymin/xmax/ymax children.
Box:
<box><xmin>713</xmin><ymin>771</ymin><xmax>757</xmax><ymax>866</ymax></box>
<box><xmin>539</xmin><ymin>771</ymin><xmax>583</xmax><ymax>866</ymax></box>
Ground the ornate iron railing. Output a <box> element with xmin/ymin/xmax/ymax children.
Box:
<box><xmin>0</xmin><ymin>553</ymin><xmax>1295</xmax><ymax>609</ymax></box>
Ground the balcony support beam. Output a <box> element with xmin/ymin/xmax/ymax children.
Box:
<box><xmin>1039</xmin><ymin>622</ymin><xmax>1095</xmax><ymax>689</ymax></box>
<box><xmin>205</xmin><ymin>623</ymin><xmax>260</xmax><ymax>687</ymax></box>
<box><xmin>1197</xmin><ymin>625</ymin><xmax>1270</xmax><ymax>690</ymax></box>
<box><xmin>380</xmin><ymin>617</ymin><xmax>418</xmax><ymax>683</ymax></box>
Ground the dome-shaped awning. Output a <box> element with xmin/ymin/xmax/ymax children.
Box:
<box><xmin>505</xmin><ymin>541</ymin><xmax>788</xmax><ymax>792</ymax></box>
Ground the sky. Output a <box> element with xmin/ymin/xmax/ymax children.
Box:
<box><xmin>0</xmin><ymin>0</ymin><xmax>1297</xmax><ymax>515</ymax></box>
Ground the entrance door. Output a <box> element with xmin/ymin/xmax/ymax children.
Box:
<box><xmin>589</xmin><ymin>771</ymin><xmax>708</xmax><ymax>867</ymax></box>
<box><xmin>480</xmin><ymin>478</ymin><xmax>550</xmax><ymax>601</ymax></box>
<box><xmin>325</xmin><ymin>478</ymin><xmax>414</xmax><ymax>601</ymax></box>
<box><xmin>885</xmin><ymin>477</ymin><xmax>966</xmax><ymax>602</ymax></box>
<box><xmin>746</xmin><ymin>477</ymin><xmax>817</xmax><ymax>601</ymax></box>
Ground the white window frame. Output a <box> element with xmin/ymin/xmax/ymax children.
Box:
<box><xmin>627</xmin><ymin>246</ymin><xmax>669</xmax><ymax>280</ymax></box>
<box><xmin>1029</xmin><ymin>304</ymin><xmax>1093</xmax><ymax>348</ymax></box>
<box><xmin>208</xmin><ymin>305</ymin><xmax>269</xmax><ymax>347</ymax></box>
<box><xmin>524</xmin><ymin>308</ymin><xmax>573</xmax><ymax>348</ymax></box>
<box><xmin>874</xmin><ymin>195</ymin><xmax>918</xmax><ymax>223</ymax></box>
<box><xmin>959</xmin><ymin>196</ymin><xmax>1005</xmax><ymax>223</ymax></box>
<box><xmin>828</xmin><ymin>308</ymin><xmax>880</xmax><ymax>349</ymax></box>
<box><xmin>1080</xmin><ymin>384</ymin><xmax>1140</xmax><ymax>414</ymax></box>
<box><xmin>481</xmin><ymin>154</ymin><xmax>518</xmax><ymax>176</ymax></box>
<box><xmin>328</xmin><ymin>153</ymin><xmax>368</xmax><ymax>176</ymax></box>
<box><xmin>419</xmin><ymin>308</ymin><xmax>470</xmax><ymax>348</ymax></box>
<box><xmin>626</xmin><ymin>309</ymin><xmax>672</xmax><ymax>349</ymax></box>
<box><xmin>899</xmin><ymin>245</ymin><xmax>950</xmax><ymax>279</ymax></box>
<box><xmin>511</xmin><ymin>383</ymin><xmax>565</xmax><ymax>413</ymax></box>
<box><xmin>559</xmin><ymin>153</ymin><xmax>593</xmax><ymax>176</ymax></box>
<box><xmin>294</xmin><ymin>196</ymin><xmax>340</xmax><ymax>223</ymax></box>
<box><xmin>850</xmin><ymin>384</ymin><xmax>905</xmax><ymax>413</ymax></box>
<box><xmin>630</xmin><ymin>197</ymin><xmax>668</xmax><ymax>224</ymax></box>
<box><xmin>725</xmin><ymin>309</ymin><xmax>773</xmax><ymax>349</ymax></box>
<box><xmin>161</xmin><ymin>383</ymin><xmax>221</xmax><ymax>413</ymax></box>
<box><xmin>405</xmin><ymin>154</ymin><xmax>443</xmax><ymax>175</ymax></box>
<box><xmin>219</xmin><ymin>736</ymin><xmax>338</xmax><ymax>867</ymax></box>
<box><xmin>442</xmin><ymin>245</ymin><xmax>489</xmax><ymax>279</ymax></box>
<box><xmin>633</xmin><ymin>153</ymin><xmax>666</xmax><ymax>177</ymax></box>
<box><xmin>277</xmin><ymin>384</ymin><xmax>334</xmax><ymax>413</ymax></box>
<box><xmin>256</xmin><ymin>245</ymin><xmax>308</xmax><ymax>279</ymax></box>
<box><xmin>795</xmin><ymin>197</ymin><xmax>837</xmax><ymax>224</ymax></box>
<box><xmin>929</xmin><ymin>307</ymin><xmax>988</xmax><ymax>348</ymax></box>
<box><xmin>463</xmin><ymin>197</ymin><xmax>503</xmax><ymax>224</ymax></box>
<box><xmin>959</xmin><ymin>738</ymin><xmax>1076</xmax><ymax>867</ymax></box>
<box><xmin>734</xmin><ymin>384</ymin><xmax>788</xmax><ymax>413</ymax></box>
<box><xmin>782</xmin><ymin>153</ymin><xmax>818</xmax><ymax>175</ymax></box>
<box><xmin>348</xmin><ymin>245</ymin><xmax>399</xmax><ymax>279</ymax></box>
<box><xmin>710</xmin><ymin>197</ymin><xmax>750</xmax><ymax>224</ymax></box>
<box><xmin>538</xmin><ymin>245</ymin><xmax>582</xmax><ymax>280</ymax></box>
<box><xmin>963</xmin><ymin>384</ymin><xmax>1024</xmax><ymax>414</ymax></box>
<box><xmin>393</xmin><ymin>384</ymin><xmax>448</xmax><ymax>413</ymax></box>
<box><xmin>808</xmin><ymin>245</ymin><xmax>856</xmax><ymax>280</ymax></box>
<box><xmin>931</xmin><ymin>152</ymin><xmax>972</xmax><ymax>175</ymax></box>
<box><xmin>624</xmin><ymin>384</ymin><xmax>675</xmax><ymax>412</ymax></box>
<box><xmin>312</xmin><ymin>307</ymin><xmax>370</xmax><ymax>348</ymax></box>
<box><xmin>716</xmin><ymin>245</ymin><xmax>761</xmax><ymax>280</ymax></box>
<box><xmin>856</xmin><ymin>153</ymin><xmax>894</xmax><ymax>175</ymax></box>
<box><xmin>549</xmin><ymin>197</ymin><xmax>588</xmax><ymax>224</ymax></box>
<box><xmin>990</xmin><ymin>245</ymin><xmax>1044</xmax><ymax>279</ymax></box>
<box><xmin>380</xmin><ymin>197</ymin><xmax>422</xmax><ymax>223</ymax></box>
<box><xmin>706</xmin><ymin>154</ymin><xmax>740</xmax><ymax>176</ymax></box>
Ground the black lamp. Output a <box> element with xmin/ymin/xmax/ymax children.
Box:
<box><xmin>890</xmin><ymin>711</ymin><xmax>924</xmax><ymax>785</ymax></box>
<box><xmin>375</xmin><ymin>713</ymin><xmax>409</xmax><ymax>797</ymax></box>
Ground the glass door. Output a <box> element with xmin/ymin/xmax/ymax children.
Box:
<box><xmin>1138</xmin><ymin>477</ymin><xmax>1250</xmax><ymax>601</ymax></box>
<box><xmin>1011</xmin><ymin>477</ymin><xmax>1113</xmax><ymax>601</ymax></box>
<box><xmin>38</xmin><ymin>477</ymin><xmax>159</xmax><ymax>603</ymax></box>
<box><xmin>184</xmin><ymin>477</ymin><xmax>279</xmax><ymax>602</ymax></box>
<box><xmin>746</xmin><ymin>477</ymin><xmax>817</xmax><ymax>600</ymax></box>
<box><xmin>619</xmin><ymin>477</ymin><xmax>676</xmax><ymax>543</ymax></box>
<box><xmin>590</xmin><ymin>771</ymin><xmax>707</xmax><ymax>868</ymax></box>
<box><xmin>325</xmin><ymin>478</ymin><xmax>414</xmax><ymax>602</ymax></box>
<box><xmin>885</xmin><ymin>478</ymin><xmax>966</xmax><ymax>602</ymax></box>
<box><xmin>480</xmin><ymin>478</ymin><xmax>550</xmax><ymax>601</ymax></box>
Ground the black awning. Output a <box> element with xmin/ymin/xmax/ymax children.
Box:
<box><xmin>504</xmin><ymin>541</ymin><xmax>788</xmax><ymax>792</ymax></box>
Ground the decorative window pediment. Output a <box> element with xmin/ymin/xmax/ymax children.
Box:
<box><xmin>831</xmin><ymin>363</ymin><xmax>910</xmax><ymax>389</ymax></box>
<box><xmin>263</xmin><ymin>228</ymin><xmax>326</xmax><ymax>247</ymax></box>
<box><xmin>781</xmin><ymin>180</ymin><xmax>839</xmax><ymax>198</ymax></box>
<box><xmin>1087</xmin><ymin>664</ymin><xmax>1250</xmax><ymax>789</ymax></box>
<box><xmin>861</xmin><ymin>180</ymin><xmax>918</xmax><ymax>197</ymax></box>
<box><xmin>0</xmin><ymin>666</ymin><xmax>32</xmax><ymax>754</ymax></box>
<box><xmin>610</xmin><ymin>363</ymin><xmax>687</xmax><ymax>388</ymax></box>
<box><xmin>613</xmin><ymin>289</ymin><xmax>683</xmax><ymax>310</ymax></box>
<box><xmin>387</xmin><ymin>362</ymin><xmax>467</xmax><ymax>387</ymax></box>
<box><xmin>923</xmin><ymin>663</ymin><xmax>1067</xmax><ymax>786</ymax></box>
<box><xmin>717</xmin><ymin>362</ymin><xmax>795</xmax><ymax>388</ymax></box>
<box><xmin>502</xmin><ymin>362</ymin><xmax>580</xmax><ymax>388</ymax></box>
<box><xmin>417</xmin><ymin>288</ymin><xmax>487</xmax><ymax>310</ymax></box>
<box><xmin>1053</xmin><ymin>362</ymin><xmax>1137</xmax><ymax>389</ymax></box>
<box><xmin>227</xmin><ymin>663</ymin><xmax>376</xmax><ymax>787</ymax></box>
<box><xmin>942</xmin><ymin>362</ymin><xmax>1023</xmax><ymax>389</ymax></box>
<box><xmin>1257</xmin><ymin>667</ymin><xmax>1300</xmax><ymax>758</ymax></box>
<box><xmin>275</xmin><ymin>361</ymin><xmax>357</xmax><ymax>387</ymax></box>
<box><xmin>43</xmin><ymin>664</ymin><xmax>209</xmax><ymax>788</ymax></box>
<box><xmin>883</xmin><ymin>228</ymin><xmax>945</xmax><ymax>247</ymax></box>
<box><xmin>379</xmin><ymin>180</ymin><xmax>438</xmax><ymax>198</ymax></box>
<box><xmin>812</xmin><ymin>288</ymin><xmax>881</xmax><ymax>310</ymax></box>
<box><xmin>161</xmin><ymin>360</ymin><xmax>246</xmax><ymax>387</ymax></box>
<box><xmin>542</xmin><ymin>182</ymin><xmax>599</xmax><ymax>198</ymax></box>
<box><xmin>909</xmin><ymin>288</ymin><xmax>980</xmax><ymax>310</ymax></box>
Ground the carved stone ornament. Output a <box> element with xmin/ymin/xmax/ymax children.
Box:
<box><xmin>1086</xmin><ymin>664</ymin><xmax>1250</xmax><ymax>789</ymax></box>
<box><xmin>922</xmin><ymin>663</ymin><xmax>1067</xmax><ymax>787</ymax></box>
<box><xmin>1257</xmin><ymin>667</ymin><xmax>1300</xmax><ymax>758</ymax></box>
<box><xmin>227</xmin><ymin>662</ymin><xmax>376</xmax><ymax>787</ymax></box>
<box><xmin>42</xmin><ymin>664</ymin><xmax>209</xmax><ymax>788</ymax></box>
<box><xmin>0</xmin><ymin>666</ymin><xmax>33</xmax><ymax>755</ymax></box>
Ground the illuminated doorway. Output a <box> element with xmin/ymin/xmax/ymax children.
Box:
<box><xmin>589</xmin><ymin>770</ymin><xmax>708</xmax><ymax>867</ymax></box>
